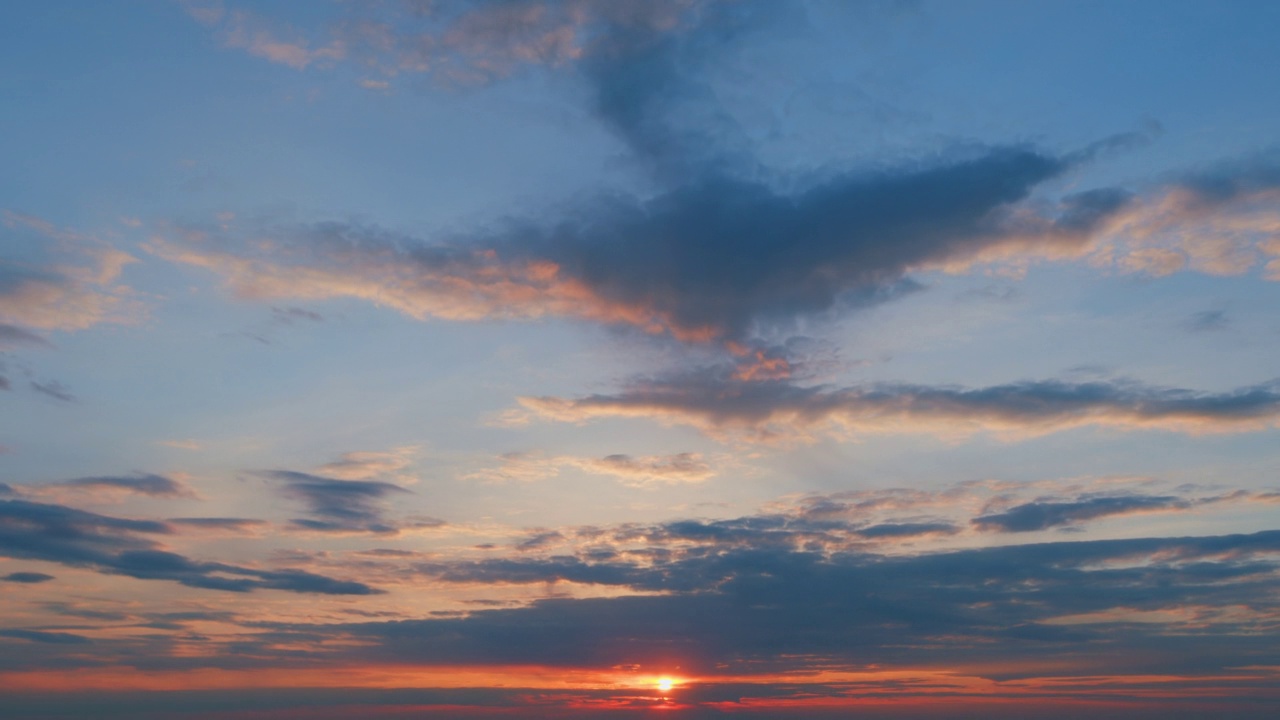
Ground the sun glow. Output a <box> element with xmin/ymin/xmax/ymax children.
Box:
<box><xmin>657</xmin><ymin>676</ymin><xmax>675</xmax><ymax>692</ymax></box>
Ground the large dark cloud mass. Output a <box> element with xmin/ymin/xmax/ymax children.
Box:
<box><xmin>348</xmin><ymin>529</ymin><xmax>1280</xmax><ymax>678</ymax></box>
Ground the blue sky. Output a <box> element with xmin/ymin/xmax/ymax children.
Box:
<box><xmin>3</xmin><ymin>1</ymin><xmax>1280</xmax><ymax>717</ymax></box>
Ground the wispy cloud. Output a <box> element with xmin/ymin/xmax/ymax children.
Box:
<box><xmin>465</xmin><ymin>450</ymin><xmax>716</xmax><ymax>486</ymax></box>
<box><xmin>263</xmin><ymin>470</ymin><xmax>422</xmax><ymax>535</ymax></box>
<box><xmin>15</xmin><ymin>474</ymin><xmax>198</xmax><ymax>503</ymax></box>
<box><xmin>0</xmin><ymin>211</ymin><xmax>140</xmax><ymax>333</ymax></box>
<box><xmin>518</xmin><ymin>373</ymin><xmax>1280</xmax><ymax>442</ymax></box>
<box><xmin>0</xmin><ymin>499</ymin><xmax>376</xmax><ymax>594</ymax></box>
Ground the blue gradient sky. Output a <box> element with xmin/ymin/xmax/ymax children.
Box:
<box><xmin>2</xmin><ymin>1</ymin><xmax>1280</xmax><ymax>717</ymax></box>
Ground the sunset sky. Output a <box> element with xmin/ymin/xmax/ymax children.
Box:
<box><xmin>3</xmin><ymin>1</ymin><xmax>1280</xmax><ymax>718</ymax></box>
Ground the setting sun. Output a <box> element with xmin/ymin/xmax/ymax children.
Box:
<box><xmin>657</xmin><ymin>677</ymin><xmax>675</xmax><ymax>692</ymax></box>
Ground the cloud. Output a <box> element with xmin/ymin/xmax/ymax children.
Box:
<box><xmin>314</xmin><ymin>446</ymin><xmax>418</xmax><ymax>481</ymax></box>
<box><xmin>263</xmin><ymin>470</ymin><xmax>413</xmax><ymax>535</ymax></box>
<box><xmin>972</xmin><ymin>494</ymin><xmax>1198</xmax><ymax>533</ymax></box>
<box><xmin>0</xmin><ymin>499</ymin><xmax>377</xmax><ymax>594</ymax></box>
<box><xmin>465</xmin><ymin>451</ymin><xmax>716</xmax><ymax>486</ymax></box>
<box><xmin>215</xmin><ymin>9</ymin><xmax>346</xmax><ymax>70</ymax></box>
<box><xmin>0</xmin><ymin>629</ymin><xmax>91</xmax><ymax>645</ymax></box>
<box><xmin>29</xmin><ymin>380</ymin><xmax>75</xmax><ymax>403</ymax></box>
<box><xmin>1090</xmin><ymin>153</ymin><xmax>1280</xmax><ymax>279</ymax></box>
<box><xmin>166</xmin><ymin>5</ymin><xmax>1280</xmax><ymax>355</ymax></box>
<box><xmin>344</xmin><ymin>528</ymin><xmax>1280</xmax><ymax>678</ymax></box>
<box><xmin>519</xmin><ymin>372</ymin><xmax>1280</xmax><ymax>442</ymax></box>
<box><xmin>200</xmin><ymin>0</ymin><xmax>707</xmax><ymax>86</ymax></box>
<box><xmin>573</xmin><ymin>453</ymin><xmax>714</xmax><ymax>486</ymax></box>
<box><xmin>0</xmin><ymin>211</ymin><xmax>139</xmax><ymax>333</ymax></box>
<box><xmin>17</xmin><ymin>473</ymin><xmax>198</xmax><ymax>503</ymax></box>
<box><xmin>1186</xmin><ymin>309</ymin><xmax>1229</xmax><ymax>333</ymax></box>
<box><xmin>1</xmin><ymin>572</ymin><xmax>55</xmax><ymax>584</ymax></box>
<box><xmin>154</xmin><ymin>144</ymin><xmax>1120</xmax><ymax>344</ymax></box>
<box><xmin>270</xmin><ymin>305</ymin><xmax>324</xmax><ymax>325</ymax></box>
<box><xmin>0</xmin><ymin>324</ymin><xmax>52</xmax><ymax>349</ymax></box>
<box><xmin>167</xmin><ymin>518</ymin><xmax>268</xmax><ymax>536</ymax></box>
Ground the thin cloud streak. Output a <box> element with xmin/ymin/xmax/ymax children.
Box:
<box><xmin>519</xmin><ymin>375</ymin><xmax>1280</xmax><ymax>442</ymax></box>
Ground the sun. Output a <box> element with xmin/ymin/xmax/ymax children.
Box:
<box><xmin>656</xmin><ymin>676</ymin><xmax>675</xmax><ymax>692</ymax></box>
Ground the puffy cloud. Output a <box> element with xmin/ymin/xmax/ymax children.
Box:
<box><xmin>518</xmin><ymin>372</ymin><xmax>1280</xmax><ymax>442</ymax></box>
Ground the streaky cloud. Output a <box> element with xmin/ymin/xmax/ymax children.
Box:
<box><xmin>0</xmin><ymin>499</ymin><xmax>377</xmax><ymax>595</ymax></box>
<box><xmin>519</xmin><ymin>373</ymin><xmax>1280</xmax><ymax>442</ymax></box>
<box><xmin>262</xmin><ymin>470</ymin><xmax>414</xmax><ymax>535</ymax></box>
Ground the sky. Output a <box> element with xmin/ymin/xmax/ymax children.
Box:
<box><xmin>2</xmin><ymin>0</ymin><xmax>1280</xmax><ymax>717</ymax></box>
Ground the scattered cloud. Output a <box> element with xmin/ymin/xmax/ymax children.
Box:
<box><xmin>0</xmin><ymin>628</ymin><xmax>91</xmax><ymax>645</ymax></box>
<box><xmin>0</xmin><ymin>499</ymin><xmax>377</xmax><ymax>594</ymax></box>
<box><xmin>15</xmin><ymin>474</ymin><xmax>198</xmax><ymax>503</ymax></box>
<box><xmin>1</xmin><ymin>572</ymin><xmax>55</xmax><ymax>584</ymax></box>
<box><xmin>1187</xmin><ymin>309</ymin><xmax>1230</xmax><ymax>333</ymax></box>
<box><xmin>0</xmin><ymin>324</ymin><xmax>52</xmax><ymax>349</ymax></box>
<box><xmin>314</xmin><ymin>446</ymin><xmax>418</xmax><ymax>481</ymax></box>
<box><xmin>519</xmin><ymin>372</ymin><xmax>1280</xmax><ymax>442</ymax></box>
<box><xmin>167</xmin><ymin>517</ymin><xmax>268</xmax><ymax>536</ymax></box>
<box><xmin>465</xmin><ymin>450</ymin><xmax>716</xmax><ymax>486</ymax></box>
<box><xmin>972</xmin><ymin>494</ymin><xmax>1213</xmax><ymax>533</ymax></box>
<box><xmin>29</xmin><ymin>381</ymin><xmax>75</xmax><ymax>403</ymax></box>
<box><xmin>263</xmin><ymin>470</ymin><xmax>414</xmax><ymax>535</ymax></box>
<box><xmin>0</xmin><ymin>211</ymin><xmax>140</xmax><ymax>333</ymax></box>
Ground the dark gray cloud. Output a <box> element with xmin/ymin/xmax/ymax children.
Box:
<box><xmin>522</xmin><ymin>372</ymin><xmax>1280</xmax><ymax>440</ymax></box>
<box><xmin>163</xmin><ymin>0</ymin><xmax>1157</xmax><ymax>346</ymax></box>
<box><xmin>1</xmin><ymin>571</ymin><xmax>55</xmax><ymax>583</ymax></box>
<box><xmin>347</xmin><ymin>528</ymin><xmax>1280</xmax><ymax>678</ymax></box>
<box><xmin>53</xmin><ymin>473</ymin><xmax>196</xmax><ymax>499</ymax></box>
<box><xmin>0</xmin><ymin>323</ymin><xmax>51</xmax><ymax>348</ymax></box>
<box><xmin>168</xmin><ymin>517</ymin><xmax>268</xmax><ymax>534</ymax></box>
<box><xmin>853</xmin><ymin>521</ymin><xmax>959</xmax><ymax>538</ymax></box>
<box><xmin>974</xmin><ymin>494</ymin><xmax>1194</xmax><ymax>532</ymax></box>
<box><xmin>0</xmin><ymin>499</ymin><xmax>377</xmax><ymax>595</ymax></box>
<box><xmin>30</xmin><ymin>380</ymin><xmax>75</xmax><ymax>403</ymax></box>
<box><xmin>1187</xmin><ymin>309</ymin><xmax>1229</xmax><ymax>332</ymax></box>
<box><xmin>0</xmin><ymin>628</ymin><xmax>92</xmax><ymax>645</ymax></box>
<box><xmin>270</xmin><ymin>305</ymin><xmax>324</xmax><ymax>324</ymax></box>
<box><xmin>264</xmin><ymin>470</ymin><xmax>411</xmax><ymax>535</ymax></box>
